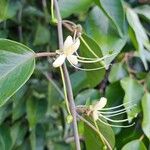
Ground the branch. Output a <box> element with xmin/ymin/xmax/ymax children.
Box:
<box><xmin>35</xmin><ymin>52</ymin><xmax>57</xmax><ymax>58</ymax></box>
<box><xmin>54</xmin><ymin>0</ymin><xmax>81</xmax><ymax>150</ymax></box>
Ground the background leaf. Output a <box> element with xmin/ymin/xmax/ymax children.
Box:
<box><xmin>120</xmin><ymin>77</ymin><xmax>144</xmax><ymax>120</ymax></box>
<box><xmin>59</xmin><ymin>0</ymin><xmax>93</xmax><ymax>18</ymax></box>
<box><xmin>141</xmin><ymin>93</ymin><xmax>150</xmax><ymax>140</ymax></box>
<box><xmin>94</xmin><ymin>0</ymin><xmax>125</xmax><ymax>36</ymax></box>
<box><xmin>122</xmin><ymin>139</ymin><xmax>146</xmax><ymax>150</ymax></box>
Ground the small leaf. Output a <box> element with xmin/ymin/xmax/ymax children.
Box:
<box><xmin>109</xmin><ymin>63</ymin><xmax>128</xmax><ymax>83</ymax></box>
<box><xmin>120</xmin><ymin>77</ymin><xmax>144</xmax><ymax>120</ymax></box>
<box><xmin>33</xmin><ymin>24</ymin><xmax>50</xmax><ymax>46</ymax></box>
<box><xmin>126</xmin><ymin>7</ymin><xmax>150</xmax><ymax>69</ymax></box>
<box><xmin>59</xmin><ymin>0</ymin><xmax>93</xmax><ymax>18</ymax></box>
<box><xmin>122</xmin><ymin>139</ymin><xmax>146</xmax><ymax>150</ymax></box>
<box><xmin>0</xmin><ymin>39</ymin><xmax>35</xmax><ymax>106</ymax></box>
<box><xmin>141</xmin><ymin>93</ymin><xmax>150</xmax><ymax>140</ymax></box>
<box><xmin>26</xmin><ymin>98</ymin><xmax>47</xmax><ymax>129</ymax></box>
<box><xmin>75</xmin><ymin>89</ymin><xmax>100</xmax><ymax>105</ymax></box>
<box><xmin>0</xmin><ymin>125</ymin><xmax>12</xmax><ymax>150</ymax></box>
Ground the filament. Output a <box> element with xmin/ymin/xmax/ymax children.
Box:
<box><xmin>100</xmin><ymin>101</ymin><xmax>136</xmax><ymax>111</ymax></box>
<box><xmin>99</xmin><ymin>105</ymin><xmax>136</xmax><ymax>115</ymax></box>
<box><xmin>69</xmin><ymin>61</ymin><xmax>110</xmax><ymax>71</ymax></box>
<box><xmin>98</xmin><ymin>119</ymin><xmax>135</xmax><ymax>128</ymax></box>
<box><xmin>77</xmin><ymin>53</ymin><xmax>117</xmax><ymax>63</ymax></box>
<box><xmin>104</xmin><ymin>109</ymin><xmax>131</xmax><ymax>118</ymax></box>
<box><xmin>99</xmin><ymin>114</ymin><xmax>131</xmax><ymax>123</ymax></box>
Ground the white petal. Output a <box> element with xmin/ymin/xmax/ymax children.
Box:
<box><xmin>53</xmin><ymin>54</ymin><xmax>66</xmax><ymax>68</ymax></box>
<box><xmin>64</xmin><ymin>36</ymin><xmax>73</xmax><ymax>49</ymax></box>
<box><xmin>93</xmin><ymin>111</ymin><xmax>99</xmax><ymax>121</ymax></box>
<box><xmin>71</xmin><ymin>38</ymin><xmax>80</xmax><ymax>54</ymax></box>
<box><xmin>67</xmin><ymin>55</ymin><xmax>78</xmax><ymax>65</ymax></box>
<box><xmin>93</xmin><ymin>97</ymin><xmax>107</xmax><ymax>111</ymax></box>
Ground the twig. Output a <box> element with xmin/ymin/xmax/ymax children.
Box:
<box><xmin>18</xmin><ymin>5</ymin><xmax>23</xmax><ymax>42</ymax></box>
<box><xmin>35</xmin><ymin>52</ymin><xmax>57</xmax><ymax>58</ymax></box>
<box><xmin>54</xmin><ymin>0</ymin><xmax>81</xmax><ymax>150</ymax></box>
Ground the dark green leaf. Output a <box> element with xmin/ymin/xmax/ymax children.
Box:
<box><xmin>80</xmin><ymin>34</ymin><xmax>105</xmax><ymax>87</ymax></box>
<box><xmin>26</xmin><ymin>98</ymin><xmax>47</xmax><ymax>129</ymax></box>
<box><xmin>0</xmin><ymin>39</ymin><xmax>35</xmax><ymax>106</ymax></box>
<box><xmin>33</xmin><ymin>24</ymin><xmax>50</xmax><ymax>46</ymax></box>
<box><xmin>0</xmin><ymin>125</ymin><xmax>12</xmax><ymax>150</ymax></box>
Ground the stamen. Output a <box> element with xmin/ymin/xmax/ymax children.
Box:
<box><xmin>69</xmin><ymin>61</ymin><xmax>110</xmax><ymax>71</ymax></box>
<box><xmin>98</xmin><ymin>119</ymin><xmax>135</xmax><ymax>128</ymax></box>
<box><xmin>100</xmin><ymin>101</ymin><xmax>136</xmax><ymax>111</ymax></box>
<box><xmin>99</xmin><ymin>114</ymin><xmax>131</xmax><ymax>123</ymax></box>
<box><xmin>99</xmin><ymin>104</ymin><xmax>136</xmax><ymax>115</ymax></box>
<box><xmin>77</xmin><ymin>53</ymin><xmax>117</xmax><ymax>63</ymax></box>
<box><xmin>104</xmin><ymin>109</ymin><xmax>131</xmax><ymax>118</ymax></box>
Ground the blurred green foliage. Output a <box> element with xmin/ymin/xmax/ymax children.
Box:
<box><xmin>0</xmin><ymin>0</ymin><xmax>150</xmax><ymax>149</ymax></box>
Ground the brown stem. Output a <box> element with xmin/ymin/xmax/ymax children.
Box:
<box><xmin>35</xmin><ymin>52</ymin><xmax>57</xmax><ymax>58</ymax></box>
<box><xmin>54</xmin><ymin>0</ymin><xmax>81</xmax><ymax>150</ymax></box>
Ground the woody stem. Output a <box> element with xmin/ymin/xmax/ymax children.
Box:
<box><xmin>54</xmin><ymin>0</ymin><xmax>81</xmax><ymax>150</ymax></box>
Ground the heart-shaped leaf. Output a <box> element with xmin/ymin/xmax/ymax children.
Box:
<box><xmin>0</xmin><ymin>39</ymin><xmax>35</xmax><ymax>106</ymax></box>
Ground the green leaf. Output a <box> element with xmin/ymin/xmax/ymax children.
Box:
<box><xmin>105</xmin><ymin>82</ymin><xmax>124</xmax><ymax>107</ymax></box>
<box><xmin>47</xmin><ymin>79</ymin><xmax>63</xmax><ymax>114</ymax></box>
<box><xmin>80</xmin><ymin>34</ymin><xmax>105</xmax><ymax>87</ymax></box>
<box><xmin>134</xmin><ymin>5</ymin><xmax>150</xmax><ymax>22</ymax></box>
<box><xmin>0</xmin><ymin>0</ymin><xmax>8</xmax><ymax>22</ymax></box>
<box><xmin>109</xmin><ymin>63</ymin><xmax>128</xmax><ymax>83</ymax></box>
<box><xmin>75</xmin><ymin>89</ymin><xmax>100</xmax><ymax>105</ymax></box>
<box><xmin>0</xmin><ymin>39</ymin><xmax>35</xmax><ymax>106</ymax></box>
<box><xmin>26</xmin><ymin>98</ymin><xmax>47</xmax><ymax>129</ymax></box>
<box><xmin>0</xmin><ymin>125</ymin><xmax>12</xmax><ymax>150</ymax></box>
<box><xmin>71</xmin><ymin>34</ymin><xmax>106</xmax><ymax>94</ymax></box>
<box><xmin>126</xmin><ymin>7</ymin><xmax>150</xmax><ymax>69</ymax></box>
<box><xmin>58</xmin><ymin>0</ymin><xmax>93</xmax><ymax>18</ymax></box>
<box><xmin>94</xmin><ymin>0</ymin><xmax>125</xmax><ymax>36</ymax></box>
<box><xmin>70</xmin><ymin>71</ymin><xmax>87</xmax><ymax>95</ymax></box>
<box><xmin>120</xmin><ymin>77</ymin><xmax>144</xmax><ymax>120</ymax></box>
<box><xmin>12</xmin><ymin>85</ymin><xmax>27</xmax><ymax>121</ymax></box>
<box><xmin>141</xmin><ymin>93</ymin><xmax>150</xmax><ymax>140</ymax></box>
<box><xmin>33</xmin><ymin>24</ymin><xmax>50</xmax><ymax>46</ymax></box>
<box><xmin>11</xmin><ymin>122</ymin><xmax>28</xmax><ymax>147</ymax></box>
<box><xmin>0</xmin><ymin>0</ymin><xmax>21</xmax><ymax>22</ymax></box>
<box><xmin>122</xmin><ymin>139</ymin><xmax>146</xmax><ymax>150</ymax></box>
<box><xmin>84</xmin><ymin>117</ymin><xmax>115</xmax><ymax>150</ymax></box>
<box><xmin>85</xmin><ymin>6</ymin><xmax>127</xmax><ymax>65</ymax></box>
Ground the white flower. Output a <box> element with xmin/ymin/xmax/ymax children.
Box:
<box><xmin>53</xmin><ymin>35</ymin><xmax>80</xmax><ymax>68</ymax></box>
<box><xmin>88</xmin><ymin>97</ymin><xmax>136</xmax><ymax>128</ymax></box>
<box><xmin>91</xmin><ymin>97</ymin><xmax>107</xmax><ymax>121</ymax></box>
